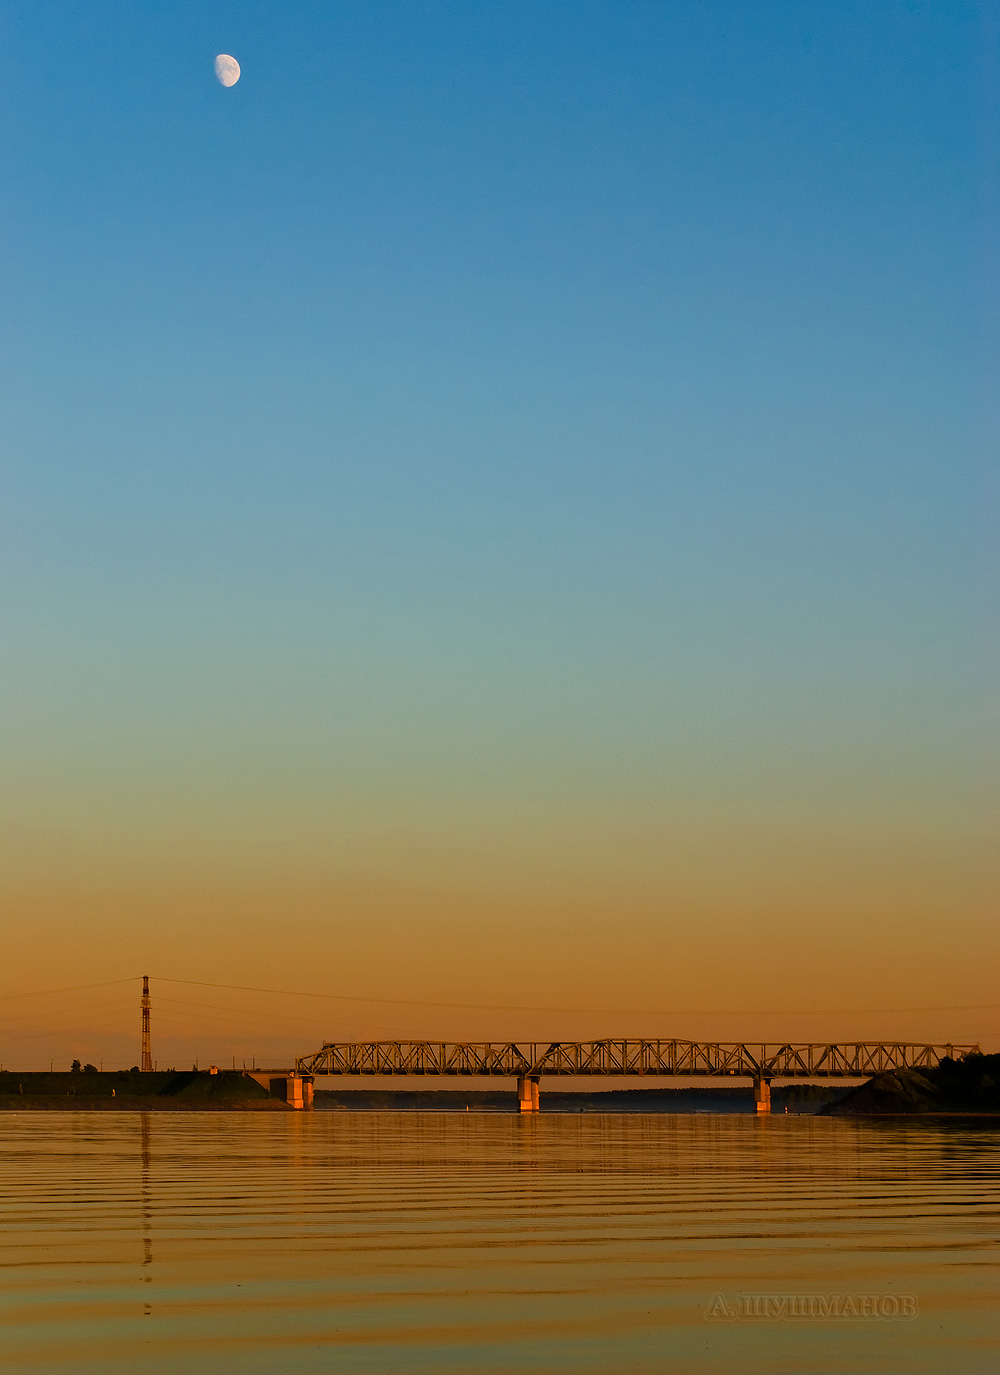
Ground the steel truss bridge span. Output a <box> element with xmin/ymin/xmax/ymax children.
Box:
<box><xmin>295</xmin><ymin>1039</ymin><xmax>976</xmax><ymax>1094</ymax></box>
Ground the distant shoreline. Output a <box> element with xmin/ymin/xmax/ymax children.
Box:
<box><xmin>312</xmin><ymin>1086</ymin><xmax>843</xmax><ymax>1113</ymax></box>
<box><xmin>0</xmin><ymin>1073</ymin><xmax>845</xmax><ymax>1113</ymax></box>
<box><xmin>8</xmin><ymin>1068</ymin><xmax>998</xmax><ymax>1115</ymax></box>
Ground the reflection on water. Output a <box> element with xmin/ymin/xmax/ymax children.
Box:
<box><xmin>1</xmin><ymin>1112</ymin><xmax>997</xmax><ymax>1373</ymax></box>
<box><xmin>140</xmin><ymin>1113</ymin><xmax>152</xmax><ymax>1313</ymax></box>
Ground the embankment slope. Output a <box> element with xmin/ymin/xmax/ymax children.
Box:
<box><xmin>823</xmin><ymin>1053</ymin><xmax>1000</xmax><ymax>1116</ymax></box>
<box><xmin>0</xmin><ymin>1069</ymin><xmax>288</xmax><ymax>1110</ymax></box>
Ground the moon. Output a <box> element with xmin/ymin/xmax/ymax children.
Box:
<box><xmin>214</xmin><ymin>54</ymin><xmax>241</xmax><ymax>88</ymax></box>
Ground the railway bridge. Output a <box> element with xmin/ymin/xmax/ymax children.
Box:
<box><xmin>286</xmin><ymin>1039</ymin><xmax>978</xmax><ymax>1112</ymax></box>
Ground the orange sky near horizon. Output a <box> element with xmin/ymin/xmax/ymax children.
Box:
<box><xmin>2</xmin><ymin>760</ymin><xmax>995</xmax><ymax>1068</ymax></box>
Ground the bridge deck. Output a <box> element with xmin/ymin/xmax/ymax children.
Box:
<box><xmin>295</xmin><ymin>1040</ymin><xmax>978</xmax><ymax>1080</ymax></box>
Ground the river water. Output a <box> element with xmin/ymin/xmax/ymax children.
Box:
<box><xmin>1</xmin><ymin>1112</ymin><xmax>997</xmax><ymax>1373</ymax></box>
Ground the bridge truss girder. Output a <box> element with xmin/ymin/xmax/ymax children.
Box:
<box><xmin>295</xmin><ymin>1039</ymin><xmax>977</xmax><ymax>1080</ymax></box>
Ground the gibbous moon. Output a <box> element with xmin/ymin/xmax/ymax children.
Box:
<box><xmin>214</xmin><ymin>54</ymin><xmax>241</xmax><ymax>88</ymax></box>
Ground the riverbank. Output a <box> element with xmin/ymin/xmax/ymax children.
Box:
<box><xmin>0</xmin><ymin>1069</ymin><xmax>288</xmax><ymax>1110</ymax></box>
<box><xmin>823</xmin><ymin>1053</ymin><xmax>1000</xmax><ymax>1115</ymax></box>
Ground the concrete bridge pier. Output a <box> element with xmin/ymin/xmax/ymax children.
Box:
<box><xmin>283</xmin><ymin>1074</ymin><xmax>314</xmax><ymax>1110</ymax></box>
<box><xmin>753</xmin><ymin>1075</ymin><xmax>771</xmax><ymax>1114</ymax></box>
<box><xmin>247</xmin><ymin>1072</ymin><xmax>315</xmax><ymax>1108</ymax></box>
<box><xmin>517</xmin><ymin>1076</ymin><xmax>540</xmax><ymax>1112</ymax></box>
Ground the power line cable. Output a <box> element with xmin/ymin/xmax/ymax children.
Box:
<box><xmin>0</xmin><ymin>978</ymin><xmax>137</xmax><ymax>1001</ymax></box>
<box><xmin>151</xmin><ymin>977</ymin><xmax>1000</xmax><ymax>1019</ymax></box>
<box><xmin>0</xmin><ymin>973</ymin><xmax>994</xmax><ymax>1020</ymax></box>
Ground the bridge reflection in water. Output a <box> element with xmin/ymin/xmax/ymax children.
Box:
<box><xmin>288</xmin><ymin>1040</ymin><xmax>978</xmax><ymax>1113</ymax></box>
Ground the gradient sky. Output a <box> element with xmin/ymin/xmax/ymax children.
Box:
<box><xmin>1</xmin><ymin>1</ymin><xmax>996</xmax><ymax>1068</ymax></box>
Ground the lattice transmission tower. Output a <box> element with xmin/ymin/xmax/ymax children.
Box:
<box><xmin>141</xmin><ymin>975</ymin><xmax>152</xmax><ymax>1072</ymax></box>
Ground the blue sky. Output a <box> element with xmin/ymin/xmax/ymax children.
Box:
<box><xmin>0</xmin><ymin>1</ymin><xmax>996</xmax><ymax>1061</ymax></box>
